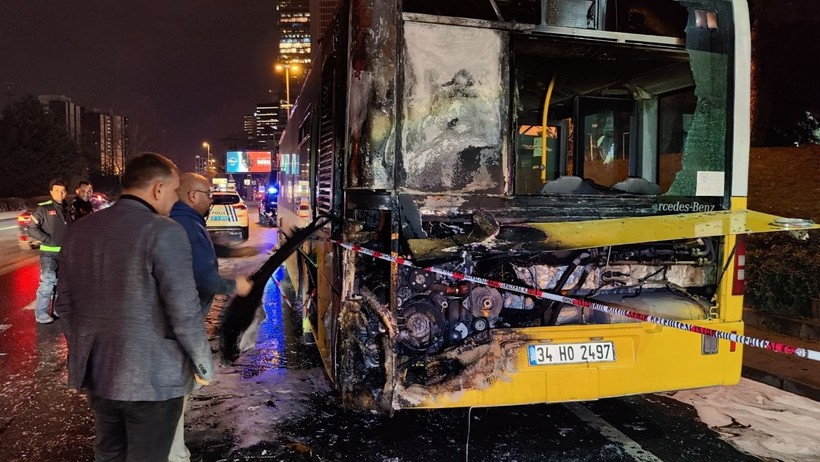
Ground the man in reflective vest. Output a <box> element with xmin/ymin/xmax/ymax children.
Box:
<box><xmin>28</xmin><ymin>178</ymin><xmax>70</xmax><ymax>324</ymax></box>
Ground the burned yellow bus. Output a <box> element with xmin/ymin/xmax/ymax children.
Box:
<box><xmin>275</xmin><ymin>0</ymin><xmax>813</xmax><ymax>411</ymax></box>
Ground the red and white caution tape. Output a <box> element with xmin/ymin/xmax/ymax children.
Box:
<box><xmin>330</xmin><ymin>239</ymin><xmax>820</xmax><ymax>362</ymax></box>
<box><xmin>271</xmin><ymin>277</ymin><xmax>294</xmax><ymax>310</ymax></box>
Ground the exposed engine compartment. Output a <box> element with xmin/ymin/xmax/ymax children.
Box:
<box><xmin>391</xmin><ymin>236</ymin><xmax>717</xmax><ymax>357</ymax></box>
<box><xmin>340</xmin><ymin>213</ymin><xmax>722</xmax><ymax>406</ymax></box>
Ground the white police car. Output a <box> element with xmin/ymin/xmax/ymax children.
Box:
<box><xmin>206</xmin><ymin>190</ymin><xmax>249</xmax><ymax>241</ymax></box>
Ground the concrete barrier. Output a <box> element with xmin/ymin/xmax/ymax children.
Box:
<box><xmin>744</xmin><ymin>307</ymin><xmax>820</xmax><ymax>341</ymax></box>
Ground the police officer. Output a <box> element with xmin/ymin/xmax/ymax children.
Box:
<box><xmin>70</xmin><ymin>180</ymin><xmax>94</xmax><ymax>221</ymax></box>
<box><xmin>28</xmin><ymin>178</ymin><xmax>70</xmax><ymax>324</ymax></box>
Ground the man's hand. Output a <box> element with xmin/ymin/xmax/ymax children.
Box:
<box><xmin>194</xmin><ymin>374</ymin><xmax>210</xmax><ymax>386</ymax></box>
<box><xmin>234</xmin><ymin>277</ymin><xmax>253</xmax><ymax>297</ymax></box>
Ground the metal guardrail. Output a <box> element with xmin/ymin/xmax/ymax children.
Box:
<box><xmin>0</xmin><ymin>211</ymin><xmax>22</xmax><ymax>222</ymax></box>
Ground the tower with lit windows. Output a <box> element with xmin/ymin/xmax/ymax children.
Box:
<box><xmin>277</xmin><ymin>0</ymin><xmax>311</xmax><ymax>66</ymax></box>
<box><xmin>254</xmin><ymin>101</ymin><xmax>282</xmax><ymax>151</ymax></box>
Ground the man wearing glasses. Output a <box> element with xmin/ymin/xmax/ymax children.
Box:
<box><xmin>168</xmin><ymin>172</ymin><xmax>252</xmax><ymax>462</ymax></box>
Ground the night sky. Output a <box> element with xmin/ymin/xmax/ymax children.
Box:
<box><xmin>2</xmin><ymin>1</ymin><xmax>820</xmax><ymax>172</ymax></box>
<box><xmin>0</xmin><ymin>0</ymin><xmax>278</xmax><ymax>171</ymax></box>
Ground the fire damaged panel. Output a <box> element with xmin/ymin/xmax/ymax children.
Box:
<box><xmin>347</xmin><ymin>0</ymin><xmax>398</xmax><ymax>189</ymax></box>
<box><xmin>400</xmin><ymin>21</ymin><xmax>508</xmax><ymax>194</ymax></box>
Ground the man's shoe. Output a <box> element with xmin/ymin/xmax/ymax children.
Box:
<box><xmin>36</xmin><ymin>316</ymin><xmax>55</xmax><ymax>324</ymax></box>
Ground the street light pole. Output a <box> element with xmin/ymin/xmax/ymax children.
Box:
<box><xmin>275</xmin><ymin>63</ymin><xmax>300</xmax><ymax>120</ymax></box>
<box><xmin>284</xmin><ymin>66</ymin><xmax>291</xmax><ymax>118</ymax></box>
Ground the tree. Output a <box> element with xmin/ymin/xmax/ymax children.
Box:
<box><xmin>0</xmin><ymin>96</ymin><xmax>88</xmax><ymax>198</ymax></box>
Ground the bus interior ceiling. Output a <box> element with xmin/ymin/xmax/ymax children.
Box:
<box><xmin>402</xmin><ymin>0</ymin><xmax>689</xmax><ymax>38</ymax></box>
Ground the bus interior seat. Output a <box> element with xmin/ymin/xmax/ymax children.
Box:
<box><xmin>612</xmin><ymin>177</ymin><xmax>662</xmax><ymax>195</ymax></box>
<box><xmin>539</xmin><ymin>176</ymin><xmax>600</xmax><ymax>194</ymax></box>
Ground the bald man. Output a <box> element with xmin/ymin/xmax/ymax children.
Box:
<box><xmin>168</xmin><ymin>173</ymin><xmax>252</xmax><ymax>462</ymax></box>
<box><xmin>170</xmin><ymin>172</ymin><xmax>252</xmax><ymax>315</ymax></box>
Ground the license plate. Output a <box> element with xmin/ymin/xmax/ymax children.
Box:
<box><xmin>528</xmin><ymin>341</ymin><xmax>615</xmax><ymax>366</ymax></box>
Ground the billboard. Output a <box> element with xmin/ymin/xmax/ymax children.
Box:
<box><xmin>226</xmin><ymin>150</ymin><xmax>273</xmax><ymax>173</ymax></box>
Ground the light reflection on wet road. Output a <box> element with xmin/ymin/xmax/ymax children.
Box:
<box><xmin>241</xmin><ymin>267</ymin><xmax>289</xmax><ymax>379</ymax></box>
<box><xmin>0</xmin><ymin>259</ymin><xmax>96</xmax><ymax>462</ymax></box>
<box><xmin>0</xmin><ymin>261</ymin><xmax>41</xmax><ymax>377</ymax></box>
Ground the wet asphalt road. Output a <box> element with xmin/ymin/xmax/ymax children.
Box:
<box><xmin>0</xmin><ymin>217</ymin><xmax>760</xmax><ymax>461</ymax></box>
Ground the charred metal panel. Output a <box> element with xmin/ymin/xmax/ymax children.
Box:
<box><xmin>405</xmin><ymin>193</ymin><xmax>659</xmax><ymax>223</ymax></box>
<box><xmin>399</xmin><ymin>21</ymin><xmax>509</xmax><ymax>194</ymax></box>
<box><xmin>407</xmin><ymin>208</ymin><xmax>808</xmax><ymax>260</ymax></box>
<box><xmin>513</xmin><ymin>263</ymin><xmax>715</xmax><ymax>292</ymax></box>
<box><xmin>347</xmin><ymin>0</ymin><xmax>398</xmax><ymax>189</ymax></box>
<box><xmin>393</xmin><ymin>330</ymin><xmax>530</xmax><ymax>409</ymax></box>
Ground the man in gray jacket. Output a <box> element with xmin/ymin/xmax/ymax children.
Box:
<box><xmin>57</xmin><ymin>153</ymin><xmax>213</xmax><ymax>461</ymax></box>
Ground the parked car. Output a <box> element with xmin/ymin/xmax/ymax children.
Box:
<box><xmin>206</xmin><ymin>190</ymin><xmax>249</xmax><ymax>241</ymax></box>
<box><xmin>17</xmin><ymin>210</ymin><xmax>39</xmax><ymax>250</ymax></box>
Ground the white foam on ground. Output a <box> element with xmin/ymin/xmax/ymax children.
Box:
<box><xmin>668</xmin><ymin>378</ymin><xmax>820</xmax><ymax>462</ymax></box>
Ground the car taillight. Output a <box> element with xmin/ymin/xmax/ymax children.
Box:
<box><xmin>232</xmin><ymin>204</ymin><xmax>247</xmax><ymax>211</ymax></box>
<box><xmin>732</xmin><ymin>235</ymin><xmax>746</xmax><ymax>296</ymax></box>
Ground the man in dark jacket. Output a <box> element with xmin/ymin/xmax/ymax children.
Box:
<box><xmin>167</xmin><ymin>172</ymin><xmax>252</xmax><ymax>461</ymax></box>
<box><xmin>28</xmin><ymin>178</ymin><xmax>69</xmax><ymax>324</ymax></box>
<box><xmin>170</xmin><ymin>173</ymin><xmax>252</xmax><ymax>314</ymax></box>
<box><xmin>70</xmin><ymin>180</ymin><xmax>94</xmax><ymax>221</ymax></box>
<box><xmin>57</xmin><ymin>153</ymin><xmax>214</xmax><ymax>461</ymax></box>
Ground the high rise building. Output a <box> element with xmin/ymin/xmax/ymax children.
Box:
<box><xmin>81</xmin><ymin>108</ymin><xmax>128</xmax><ymax>176</ymax></box>
<box><xmin>194</xmin><ymin>155</ymin><xmax>207</xmax><ymax>175</ymax></box>
<box><xmin>278</xmin><ymin>0</ymin><xmax>311</xmax><ymax>65</ymax></box>
<box><xmin>38</xmin><ymin>95</ymin><xmax>82</xmax><ymax>145</ymax></box>
<box><xmin>254</xmin><ymin>102</ymin><xmax>282</xmax><ymax>151</ymax></box>
<box><xmin>39</xmin><ymin>95</ymin><xmax>128</xmax><ymax>176</ymax></box>
<box><xmin>310</xmin><ymin>0</ymin><xmax>339</xmax><ymax>44</ymax></box>
<box><xmin>244</xmin><ymin>114</ymin><xmax>257</xmax><ymax>144</ymax></box>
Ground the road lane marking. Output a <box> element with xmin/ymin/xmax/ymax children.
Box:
<box><xmin>0</xmin><ymin>324</ymin><xmax>10</xmax><ymax>333</ymax></box>
<box><xmin>22</xmin><ymin>301</ymin><xmax>35</xmax><ymax>311</ymax></box>
<box><xmin>0</xmin><ymin>225</ymin><xmax>18</xmax><ymax>231</ymax></box>
<box><xmin>565</xmin><ymin>402</ymin><xmax>664</xmax><ymax>462</ymax></box>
